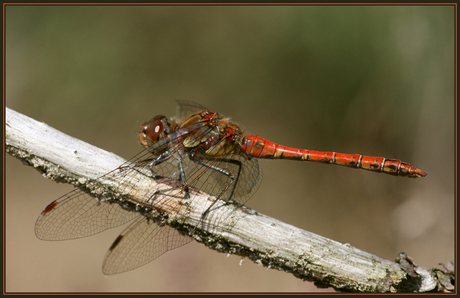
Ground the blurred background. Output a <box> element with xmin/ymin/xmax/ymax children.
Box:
<box><xmin>5</xmin><ymin>5</ymin><xmax>454</xmax><ymax>292</ymax></box>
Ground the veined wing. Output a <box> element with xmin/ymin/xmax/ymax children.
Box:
<box><xmin>35</xmin><ymin>188</ymin><xmax>141</xmax><ymax>241</ymax></box>
<box><xmin>102</xmin><ymin>215</ymin><xmax>192</xmax><ymax>275</ymax></box>
<box><xmin>35</xmin><ymin>149</ymin><xmax>159</xmax><ymax>241</ymax></box>
<box><xmin>175</xmin><ymin>100</ymin><xmax>211</xmax><ymax>122</ymax></box>
<box><xmin>183</xmin><ymin>153</ymin><xmax>262</xmax><ymax>205</ymax></box>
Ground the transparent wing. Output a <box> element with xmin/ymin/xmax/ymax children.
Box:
<box><xmin>102</xmin><ymin>216</ymin><xmax>192</xmax><ymax>275</ymax></box>
<box><xmin>35</xmin><ymin>148</ymin><xmax>159</xmax><ymax>241</ymax></box>
<box><xmin>35</xmin><ymin>100</ymin><xmax>261</xmax><ymax>274</ymax></box>
<box><xmin>145</xmin><ymin>148</ymin><xmax>262</xmax><ymax>206</ymax></box>
<box><xmin>35</xmin><ymin>188</ymin><xmax>141</xmax><ymax>241</ymax></box>
<box><xmin>175</xmin><ymin>100</ymin><xmax>210</xmax><ymax>122</ymax></box>
<box><xmin>185</xmin><ymin>153</ymin><xmax>262</xmax><ymax>205</ymax></box>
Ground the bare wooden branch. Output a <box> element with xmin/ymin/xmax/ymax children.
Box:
<box><xmin>6</xmin><ymin>107</ymin><xmax>453</xmax><ymax>293</ymax></box>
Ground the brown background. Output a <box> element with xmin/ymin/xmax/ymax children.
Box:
<box><xmin>5</xmin><ymin>5</ymin><xmax>455</xmax><ymax>292</ymax></box>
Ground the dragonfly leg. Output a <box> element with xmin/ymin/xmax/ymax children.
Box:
<box><xmin>189</xmin><ymin>155</ymin><xmax>244</xmax><ymax>218</ymax></box>
<box><xmin>145</xmin><ymin>186</ymin><xmax>190</xmax><ymax>205</ymax></box>
<box><xmin>118</xmin><ymin>151</ymin><xmax>175</xmax><ymax>180</ymax></box>
<box><xmin>177</xmin><ymin>151</ymin><xmax>188</xmax><ymax>186</ymax></box>
<box><xmin>145</xmin><ymin>152</ymin><xmax>191</xmax><ymax>204</ymax></box>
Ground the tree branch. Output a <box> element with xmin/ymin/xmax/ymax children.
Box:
<box><xmin>5</xmin><ymin>107</ymin><xmax>454</xmax><ymax>293</ymax></box>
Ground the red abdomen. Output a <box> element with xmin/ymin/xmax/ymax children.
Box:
<box><xmin>241</xmin><ymin>135</ymin><xmax>427</xmax><ymax>178</ymax></box>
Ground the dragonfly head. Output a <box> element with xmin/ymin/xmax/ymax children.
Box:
<box><xmin>139</xmin><ymin>115</ymin><xmax>169</xmax><ymax>149</ymax></box>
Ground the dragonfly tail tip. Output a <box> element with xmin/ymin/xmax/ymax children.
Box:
<box><xmin>413</xmin><ymin>168</ymin><xmax>427</xmax><ymax>178</ymax></box>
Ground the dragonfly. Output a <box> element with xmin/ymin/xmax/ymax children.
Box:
<box><xmin>35</xmin><ymin>100</ymin><xmax>427</xmax><ymax>275</ymax></box>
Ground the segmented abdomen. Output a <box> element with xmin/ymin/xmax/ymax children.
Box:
<box><xmin>241</xmin><ymin>135</ymin><xmax>426</xmax><ymax>178</ymax></box>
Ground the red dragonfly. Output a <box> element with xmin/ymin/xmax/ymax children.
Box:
<box><xmin>35</xmin><ymin>100</ymin><xmax>426</xmax><ymax>275</ymax></box>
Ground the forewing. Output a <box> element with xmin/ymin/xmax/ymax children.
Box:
<box><xmin>35</xmin><ymin>148</ymin><xmax>160</xmax><ymax>241</ymax></box>
<box><xmin>182</xmin><ymin>153</ymin><xmax>263</xmax><ymax>205</ymax></box>
<box><xmin>35</xmin><ymin>189</ymin><xmax>140</xmax><ymax>241</ymax></box>
<box><xmin>175</xmin><ymin>100</ymin><xmax>210</xmax><ymax>122</ymax></box>
<box><xmin>102</xmin><ymin>216</ymin><xmax>192</xmax><ymax>275</ymax></box>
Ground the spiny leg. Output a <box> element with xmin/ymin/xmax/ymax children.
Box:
<box><xmin>189</xmin><ymin>155</ymin><xmax>243</xmax><ymax>222</ymax></box>
<box><xmin>119</xmin><ymin>150</ymin><xmax>176</xmax><ymax>180</ymax></box>
<box><xmin>146</xmin><ymin>152</ymin><xmax>191</xmax><ymax>204</ymax></box>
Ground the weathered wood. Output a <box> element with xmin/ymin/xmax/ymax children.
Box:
<box><xmin>6</xmin><ymin>107</ymin><xmax>452</xmax><ymax>292</ymax></box>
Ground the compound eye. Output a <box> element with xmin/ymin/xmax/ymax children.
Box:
<box><xmin>139</xmin><ymin>115</ymin><xmax>167</xmax><ymax>148</ymax></box>
<box><xmin>144</xmin><ymin>115</ymin><xmax>166</xmax><ymax>142</ymax></box>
